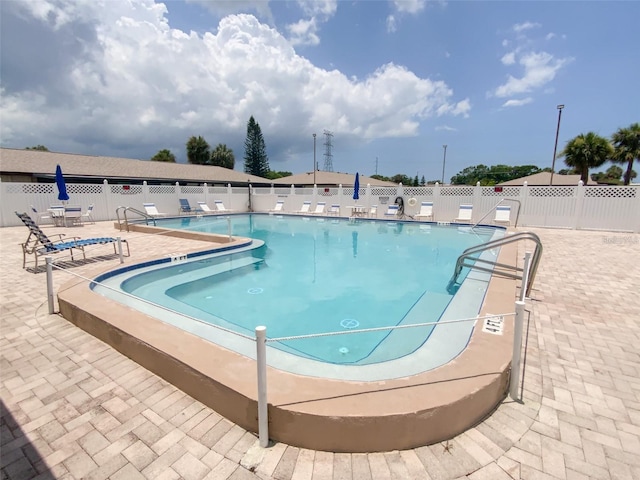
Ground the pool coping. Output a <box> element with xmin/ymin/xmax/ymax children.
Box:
<box><xmin>57</xmin><ymin>222</ymin><xmax>518</xmax><ymax>453</ymax></box>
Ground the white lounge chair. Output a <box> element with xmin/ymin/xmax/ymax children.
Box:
<box><xmin>270</xmin><ymin>200</ymin><xmax>285</xmax><ymax>212</ymax></box>
<box><xmin>494</xmin><ymin>205</ymin><xmax>511</xmax><ymax>225</ymax></box>
<box><xmin>197</xmin><ymin>201</ymin><xmax>214</xmax><ymax>213</ymax></box>
<box><xmin>384</xmin><ymin>204</ymin><xmax>399</xmax><ymax>217</ymax></box>
<box><xmin>311</xmin><ymin>202</ymin><xmax>326</xmax><ymax>215</ymax></box>
<box><xmin>414</xmin><ymin>201</ymin><xmax>433</xmax><ymax>221</ymax></box>
<box><xmin>453</xmin><ymin>204</ymin><xmax>473</xmax><ymax>223</ymax></box>
<box><xmin>296</xmin><ymin>201</ymin><xmax>311</xmax><ymax>214</ymax></box>
<box><xmin>214</xmin><ymin>200</ymin><xmax>234</xmax><ymax>212</ymax></box>
<box><xmin>328</xmin><ymin>204</ymin><xmax>340</xmax><ymax>216</ymax></box>
<box><xmin>143</xmin><ymin>202</ymin><xmax>167</xmax><ymax>217</ymax></box>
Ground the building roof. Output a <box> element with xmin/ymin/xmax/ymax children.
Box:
<box><xmin>0</xmin><ymin>148</ymin><xmax>272</xmax><ymax>185</ymax></box>
<box><xmin>273</xmin><ymin>170</ymin><xmax>397</xmax><ymax>187</ymax></box>
<box><xmin>498</xmin><ymin>171</ymin><xmax>597</xmax><ymax>186</ymax></box>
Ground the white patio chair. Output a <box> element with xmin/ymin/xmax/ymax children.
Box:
<box><xmin>494</xmin><ymin>205</ymin><xmax>511</xmax><ymax>225</ymax></box>
<box><xmin>270</xmin><ymin>200</ymin><xmax>285</xmax><ymax>212</ymax></box>
<box><xmin>311</xmin><ymin>202</ymin><xmax>326</xmax><ymax>215</ymax></box>
<box><xmin>296</xmin><ymin>201</ymin><xmax>311</xmax><ymax>214</ymax></box>
<box><xmin>384</xmin><ymin>204</ymin><xmax>399</xmax><ymax>217</ymax></box>
<box><xmin>197</xmin><ymin>201</ymin><xmax>214</xmax><ymax>213</ymax></box>
<box><xmin>143</xmin><ymin>202</ymin><xmax>167</xmax><ymax>217</ymax></box>
<box><xmin>414</xmin><ymin>202</ymin><xmax>433</xmax><ymax>221</ymax></box>
<box><xmin>214</xmin><ymin>200</ymin><xmax>234</xmax><ymax>212</ymax></box>
<box><xmin>453</xmin><ymin>204</ymin><xmax>473</xmax><ymax>223</ymax></box>
<box><xmin>81</xmin><ymin>204</ymin><xmax>95</xmax><ymax>224</ymax></box>
<box><xmin>328</xmin><ymin>204</ymin><xmax>340</xmax><ymax>216</ymax></box>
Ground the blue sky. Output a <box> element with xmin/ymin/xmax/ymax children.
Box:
<box><xmin>1</xmin><ymin>0</ymin><xmax>638</xmax><ymax>181</ymax></box>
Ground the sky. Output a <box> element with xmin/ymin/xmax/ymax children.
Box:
<box><xmin>1</xmin><ymin>0</ymin><xmax>638</xmax><ymax>182</ymax></box>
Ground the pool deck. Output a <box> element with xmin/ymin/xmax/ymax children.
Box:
<box><xmin>1</xmin><ymin>221</ymin><xmax>639</xmax><ymax>479</ymax></box>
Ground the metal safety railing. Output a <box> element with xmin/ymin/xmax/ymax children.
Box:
<box><xmin>116</xmin><ymin>206</ymin><xmax>157</xmax><ymax>232</ymax></box>
<box><xmin>447</xmin><ymin>231</ymin><xmax>542</xmax><ymax>298</ymax></box>
<box><xmin>472</xmin><ymin>198</ymin><xmax>521</xmax><ymax>229</ymax></box>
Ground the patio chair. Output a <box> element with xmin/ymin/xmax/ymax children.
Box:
<box><xmin>30</xmin><ymin>205</ymin><xmax>51</xmax><ymax>225</ymax></box>
<box><xmin>15</xmin><ymin>212</ymin><xmax>130</xmax><ymax>269</ymax></box>
<box><xmin>214</xmin><ymin>200</ymin><xmax>234</xmax><ymax>212</ymax></box>
<box><xmin>178</xmin><ymin>198</ymin><xmax>194</xmax><ymax>215</ymax></box>
<box><xmin>311</xmin><ymin>202</ymin><xmax>326</xmax><ymax>215</ymax></box>
<box><xmin>328</xmin><ymin>204</ymin><xmax>340</xmax><ymax>216</ymax></box>
<box><xmin>63</xmin><ymin>205</ymin><xmax>83</xmax><ymax>227</ymax></box>
<box><xmin>295</xmin><ymin>201</ymin><xmax>311</xmax><ymax>214</ymax></box>
<box><xmin>414</xmin><ymin>202</ymin><xmax>433</xmax><ymax>221</ymax></box>
<box><xmin>143</xmin><ymin>203</ymin><xmax>168</xmax><ymax>217</ymax></box>
<box><xmin>369</xmin><ymin>205</ymin><xmax>377</xmax><ymax>218</ymax></box>
<box><xmin>384</xmin><ymin>204</ymin><xmax>399</xmax><ymax>217</ymax></box>
<box><xmin>453</xmin><ymin>204</ymin><xmax>473</xmax><ymax>223</ymax></box>
<box><xmin>493</xmin><ymin>205</ymin><xmax>511</xmax><ymax>225</ymax></box>
<box><xmin>197</xmin><ymin>201</ymin><xmax>214</xmax><ymax>213</ymax></box>
<box><xmin>81</xmin><ymin>204</ymin><xmax>95</xmax><ymax>224</ymax></box>
<box><xmin>270</xmin><ymin>200</ymin><xmax>285</xmax><ymax>212</ymax></box>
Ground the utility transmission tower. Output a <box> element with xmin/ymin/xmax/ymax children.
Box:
<box><xmin>322</xmin><ymin>130</ymin><xmax>334</xmax><ymax>172</ymax></box>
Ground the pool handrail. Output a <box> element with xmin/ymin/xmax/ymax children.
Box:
<box><xmin>116</xmin><ymin>206</ymin><xmax>157</xmax><ymax>232</ymax></box>
<box><xmin>471</xmin><ymin>198</ymin><xmax>521</xmax><ymax>229</ymax></box>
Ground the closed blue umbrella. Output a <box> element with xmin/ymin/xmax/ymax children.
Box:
<box><xmin>353</xmin><ymin>172</ymin><xmax>360</xmax><ymax>201</ymax></box>
<box><xmin>55</xmin><ymin>164</ymin><xmax>69</xmax><ymax>202</ymax></box>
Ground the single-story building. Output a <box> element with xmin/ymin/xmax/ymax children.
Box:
<box><xmin>498</xmin><ymin>172</ymin><xmax>597</xmax><ymax>186</ymax></box>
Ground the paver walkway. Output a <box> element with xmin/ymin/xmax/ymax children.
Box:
<box><xmin>1</xmin><ymin>221</ymin><xmax>639</xmax><ymax>479</ymax></box>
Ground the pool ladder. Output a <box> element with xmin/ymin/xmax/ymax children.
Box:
<box><xmin>447</xmin><ymin>231</ymin><xmax>542</xmax><ymax>297</ymax></box>
<box><xmin>116</xmin><ymin>206</ymin><xmax>157</xmax><ymax>232</ymax></box>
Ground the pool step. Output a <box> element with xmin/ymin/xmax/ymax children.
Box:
<box><xmin>127</xmin><ymin>256</ymin><xmax>265</xmax><ymax>298</ymax></box>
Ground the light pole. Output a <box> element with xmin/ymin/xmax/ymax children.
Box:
<box><xmin>441</xmin><ymin>145</ymin><xmax>448</xmax><ymax>184</ymax></box>
<box><xmin>312</xmin><ymin>133</ymin><xmax>316</xmax><ymax>185</ymax></box>
<box><xmin>549</xmin><ymin>104</ymin><xmax>564</xmax><ymax>186</ymax></box>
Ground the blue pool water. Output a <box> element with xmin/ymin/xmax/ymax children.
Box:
<box><xmin>94</xmin><ymin>214</ymin><xmax>503</xmax><ymax>369</ymax></box>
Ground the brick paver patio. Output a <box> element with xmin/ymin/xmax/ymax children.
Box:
<box><xmin>1</xmin><ymin>220</ymin><xmax>638</xmax><ymax>479</ymax></box>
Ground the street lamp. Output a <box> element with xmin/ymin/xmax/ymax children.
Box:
<box><xmin>441</xmin><ymin>145</ymin><xmax>448</xmax><ymax>184</ymax></box>
<box><xmin>312</xmin><ymin>133</ymin><xmax>316</xmax><ymax>185</ymax></box>
<box><xmin>549</xmin><ymin>104</ymin><xmax>565</xmax><ymax>186</ymax></box>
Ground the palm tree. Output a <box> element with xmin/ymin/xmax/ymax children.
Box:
<box><xmin>559</xmin><ymin>132</ymin><xmax>613</xmax><ymax>184</ymax></box>
<box><xmin>210</xmin><ymin>144</ymin><xmax>235</xmax><ymax>169</ymax></box>
<box><xmin>611</xmin><ymin>122</ymin><xmax>640</xmax><ymax>185</ymax></box>
<box><xmin>186</xmin><ymin>136</ymin><xmax>210</xmax><ymax>165</ymax></box>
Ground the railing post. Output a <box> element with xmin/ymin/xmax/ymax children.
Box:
<box><xmin>46</xmin><ymin>257</ymin><xmax>55</xmax><ymax>314</ymax></box>
<box><xmin>520</xmin><ymin>251</ymin><xmax>532</xmax><ymax>302</ymax></box>
<box><xmin>117</xmin><ymin>237</ymin><xmax>124</xmax><ymax>263</ymax></box>
<box><xmin>510</xmin><ymin>300</ymin><xmax>526</xmax><ymax>401</ymax></box>
<box><xmin>227</xmin><ymin>217</ymin><xmax>232</xmax><ymax>241</ymax></box>
<box><xmin>255</xmin><ymin>326</ymin><xmax>269</xmax><ymax>447</ymax></box>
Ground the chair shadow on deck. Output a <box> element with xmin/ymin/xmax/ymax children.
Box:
<box><xmin>24</xmin><ymin>253</ymin><xmax>124</xmax><ymax>274</ymax></box>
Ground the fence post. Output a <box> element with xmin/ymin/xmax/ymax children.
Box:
<box><xmin>574</xmin><ymin>180</ymin><xmax>584</xmax><ymax>230</ymax></box>
<box><xmin>520</xmin><ymin>252</ymin><xmax>532</xmax><ymax>302</ymax></box>
<box><xmin>46</xmin><ymin>257</ymin><xmax>55</xmax><ymax>314</ymax></box>
<box><xmin>255</xmin><ymin>326</ymin><xmax>269</xmax><ymax>447</ymax></box>
<box><xmin>510</xmin><ymin>300</ymin><xmax>526</xmax><ymax>401</ymax></box>
<box><xmin>473</xmin><ymin>182</ymin><xmax>482</xmax><ymax>224</ymax></box>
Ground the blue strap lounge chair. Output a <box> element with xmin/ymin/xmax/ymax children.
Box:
<box><xmin>15</xmin><ymin>212</ymin><xmax>130</xmax><ymax>269</ymax></box>
<box><xmin>178</xmin><ymin>198</ymin><xmax>194</xmax><ymax>215</ymax></box>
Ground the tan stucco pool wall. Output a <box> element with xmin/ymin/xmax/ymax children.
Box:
<box><xmin>58</xmin><ymin>225</ymin><xmax>518</xmax><ymax>452</ymax></box>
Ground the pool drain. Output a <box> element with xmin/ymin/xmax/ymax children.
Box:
<box><xmin>339</xmin><ymin>347</ymin><xmax>349</xmax><ymax>354</ymax></box>
<box><xmin>247</xmin><ymin>287</ymin><xmax>264</xmax><ymax>294</ymax></box>
<box><xmin>340</xmin><ymin>318</ymin><xmax>359</xmax><ymax>329</ymax></box>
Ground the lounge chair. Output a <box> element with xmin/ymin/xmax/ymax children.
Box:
<box><xmin>143</xmin><ymin>203</ymin><xmax>167</xmax><ymax>217</ymax></box>
<box><xmin>453</xmin><ymin>204</ymin><xmax>473</xmax><ymax>223</ymax></box>
<box><xmin>15</xmin><ymin>212</ymin><xmax>130</xmax><ymax>269</ymax></box>
<box><xmin>197</xmin><ymin>201</ymin><xmax>214</xmax><ymax>213</ymax></box>
<box><xmin>311</xmin><ymin>202</ymin><xmax>326</xmax><ymax>215</ymax></box>
<box><xmin>179</xmin><ymin>198</ymin><xmax>194</xmax><ymax>215</ymax></box>
<box><xmin>384</xmin><ymin>204</ymin><xmax>399</xmax><ymax>217</ymax></box>
<box><xmin>214</xmin><ymin>200</ymin><xmax>234</xmax><ymax>212</ymax></box>
<box><xmin>81</xmin><ymin>204</ymin><xmax>95</xmax><ymax>224</ymax></box>
<box><xmin>494</xmin><ymin>205</ymin><xmax>511</xmax><ymax>225</ymax></box>
<box><xmin>63</xmin><ymin>205</ymin><xmax>83</xmax><ymax>227</ymax></box>
<box><xmin>414</xmin><ymin>201</ymin><xmax>433</xmax><ymax>221</ymax></box>
<box><xmin>328</xmin><ymin>204</ymin><xmax>340</xmax><ymax>216</ymax></box>
<box><xmin>270</xmin><ymin>200</ymin><xmax>285</xmax><ymax>212</ymax></box>
<box><xmin>296</xmin><ymin>201</ymin><xmax>311</xmax><ymax>214</ymax></box>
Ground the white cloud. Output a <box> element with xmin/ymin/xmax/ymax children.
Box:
<box><xmin>393</xmin><ymin>0</ymin><xmax>427</xmax><ymax>14</ymax></box>
<box><xmin>513</xmin><ymin>21</ymin><xmax>540</xmax><ymax>33</ymax></box>
<box><xmin>501</xmin><ymin>52</ymin><xmax>516</xmax><ymax>65</ymax></box>
<box><xmin>387</xmin><ymin>14</ymin><xmax>397</xmax><ymax>33</ymax></box>
<box><xmin>435</xmin><ymin>125</ymin><xmax>457</xmax><ymax>132</ymax></box>
<box><xmin>502</xmin><ymin>98</ymin><xmax>533</xmax><ymax>107</ymax></box>
<box><xmin>287</xmin><ymin>17</ymin><xmax>320</xmax><ymax>46</ymax></box>
<box><xmin>546</xmin><ymin>32</ymin><xmax>556</xmax><ymax>40</ymax></box>
<box><xmin>494</xmin><ymin>52</ymin><xmax>570</xmax><ymax>97</ymax></box>
<box><xmin>0</xmin><ymin>1</ymin><xmax>470</xmax><ymax>163</ymax></box>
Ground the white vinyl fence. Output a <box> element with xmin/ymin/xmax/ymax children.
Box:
<box><xmin>1</xmin><ymin>179</ymin><xmax>639</xmax><ymax>232</ymax></box>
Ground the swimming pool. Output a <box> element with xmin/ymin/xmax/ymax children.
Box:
<box><xmin>93</xmin><ymin>214</ymin><xmax>504</xmax><ymax>379</ymax></box>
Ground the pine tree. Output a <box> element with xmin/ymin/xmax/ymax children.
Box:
<box><xmin>243</xmin><ymin>116</ymin><xmax>270</xmax><ymax>177</ymax></box>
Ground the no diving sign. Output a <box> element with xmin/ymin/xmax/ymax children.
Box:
<box><xmin>482</xmin><ymin>315</ymin><xmax>504</xmax><ymax>335</ymax></box>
